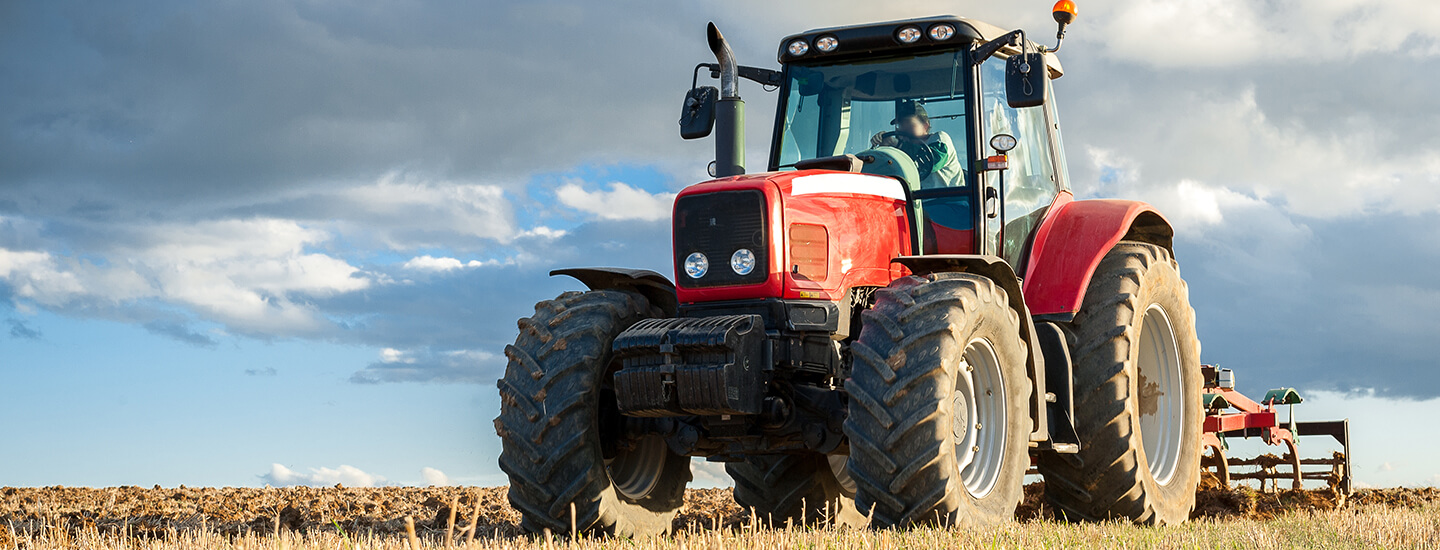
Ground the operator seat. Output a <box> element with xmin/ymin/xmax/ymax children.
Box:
<box><xmin>858</xmin><ymin>147</ymin><xmax>974</xmax><ymax>255</ymax></box>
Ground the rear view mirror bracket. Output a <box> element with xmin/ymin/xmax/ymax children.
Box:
<box><xmin>972</xmin><ymin>30</ymin><xmax>1025</xmax><ymax>66</ymax></box>
<box><xmin>698</xmin><ymin>63</ymin><xmax>783</xmax><ymax>89</ymax></box>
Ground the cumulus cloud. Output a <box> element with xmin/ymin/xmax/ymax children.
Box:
<box><xmin>420</xmin><ymin>467</ymin><xmax>451</xmax><ymax>486</ymax></box>
<box><xmin>402</xmin><ymin>256</ymin><xmax>474</xmax><ymax>272</ymax></box>
<box><xmin>260</xmin><ymin>464</ymin><xmax>387</xmax><ymax>487</ymax></box>
<box><xmin>556</xmin><ymin>182</ymin><xmax>676</xmax><ymax>222</ymax></box>
<box><xmin>689</xmin><ymin>459</ymin><xmax>733</xmax><ymax>489</ymax></box>
<box><xmin>1094</xmin><ymin>0</ymin><xmax>1440</xmax><ymax>67</ymax></box>
<box><xmin>0</xmin><ymin>218</ymin><xmax>368</xmax><ymax>339</ymax></box>
<box><xmin>1074</xmin><ymin>89</ymin><xmax>1440</xmax><ymax>220</ymax></box>
<box><xmin>328</xmin><ymin>173</ymin><xmax>519</xmax><ymax>249</ymax></box>
<box><xmin>350</xmin><ymin>347</ymin><xmax>501</xmax><ymax>384</ymax></box>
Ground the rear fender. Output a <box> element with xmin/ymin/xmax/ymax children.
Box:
<box><xmin>1021</xmin><ymin>197</ymin><xmax>1174</xmax><ymax>320</ymax></box>
<box><xmin>550</xmin><ymin>268</ymin><xmax>678</xmax><ymax>317</ymax></box>
<box><xmin>890</xmin><ymin>254</ymin><xmax>1049</xmax><ymax>444</ymax></box>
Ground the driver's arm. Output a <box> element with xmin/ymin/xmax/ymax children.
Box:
<box><xmin>927</xmin><ymin>131</ymin><xmax>965</xmax><ymax>187</ymax></box>
<box><xmin>870</xmin><ymin>131</ymin><xmax>899</xmax><ymax>149</ymax></box>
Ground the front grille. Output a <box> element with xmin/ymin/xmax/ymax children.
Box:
<box><xmin>674</xmin><ymin>190</ymin><xmax>768</xmax><ymax>288</ymax></box>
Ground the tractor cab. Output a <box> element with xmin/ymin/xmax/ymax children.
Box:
<box><xmin>682</xmin><ymin>15</ymin><xmax>1073</xmax><ymax>270</ymax></box>
<box><xmin>772</xmin><ymin>16</ymin><xmax>1069</xmax><ymax>268</ymax></box>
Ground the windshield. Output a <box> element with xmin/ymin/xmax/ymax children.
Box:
<box><xmin>774</xmin><ymin>50</ymin><xmax>970</xmax><ymax>189</ymax></box>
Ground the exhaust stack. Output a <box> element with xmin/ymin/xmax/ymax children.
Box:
<box><xmin>707</xmin><ymin>22</ymin><xmax>745</xmax><ymax>177</ymax></box>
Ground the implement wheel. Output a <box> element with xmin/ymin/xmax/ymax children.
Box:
<box><xmin>844</xmin><ymin>273</ymin><xmax>1031</xmax><ymax>527</ymax></box>
<box><xmin>495</xmin><ymin>290</ymin><xmax>690</xmax><ymax>536</ymax></box>
<box><xmin>1038</xmin><ymin>242</ymin><xmax>1203</xmax><ymax>525</ymax></box>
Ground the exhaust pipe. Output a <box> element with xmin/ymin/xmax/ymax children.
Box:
<box><xmin>707</xmin><ymin>22</ymin><xmax>745</xmax><ymax>177</ymax></box>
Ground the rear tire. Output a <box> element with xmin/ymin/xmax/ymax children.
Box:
<box><xmin>844</xmin><ymin>273</ymin><xmax>1032</xmax><ymax>527</ymax></box>
<box><xmin>495</xmin><ymin>290</ymin><xmax>691</xmax><ymax>536</ymax></box>
<box><xmin>727</xmin><ymin>452</ymin><xmax>862</xmax><ymax>527</ymax></box>
<box><xmin>1037</xmin><ymin>242</ymin><xmax>1202</xmax><ymax>525</ymax></box>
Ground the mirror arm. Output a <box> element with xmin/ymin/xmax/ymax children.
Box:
<box><xmin>972</xmin><ymin>30</ymin><xmax>1025</xmax><ymax>65</ymax></box>
<box><xmin>701</xmin><ymin>63</ymin><xmax>783</xmax><ymax>88</ymax></box>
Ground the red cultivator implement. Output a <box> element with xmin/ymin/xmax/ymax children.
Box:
<box><xmin>1200</xmin><ymin>365</ymin><xmax>1352</xmax><ymax>494</ymax></box>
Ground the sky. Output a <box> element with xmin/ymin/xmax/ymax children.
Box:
<box><xmin>2</xmin><ymin>0</ymin><xmax>1440</xmax><ymax>490</ymax></box>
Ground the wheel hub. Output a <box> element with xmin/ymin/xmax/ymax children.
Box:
<box><xmin>1136</xmin><ymin>303</ymin><xmax>1184</xmax><ymax>486</ymax></box>
<box><xmin>953</xmin><ymin>337</ymin><xmax>1007</xmax><ymax>498</ymax></box>
<box><xmin>606</xmin><ymin>435</ymin><xmax>667</xmax><ymax>500</ymax></box>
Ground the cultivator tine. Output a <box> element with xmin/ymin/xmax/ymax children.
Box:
<box><xmin>1202</xmin><ymin>445</ymin><xmax>1230</xmax><ymax>487</ymax></box>
<box><xmin>1295</xmin><ymin>419</ymin><xmax>1352</xmax><ymax>494</ymax></box>
<box><xmin>1224</xmin><ymin>450</ymin><xmax>1350</xmax><ymax>494</ymax></box>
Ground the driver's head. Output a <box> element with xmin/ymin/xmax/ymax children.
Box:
<box><xmin>892</xmin><ymin>101</ymin><xmax>930</xmax><ymax>139</ymax></box>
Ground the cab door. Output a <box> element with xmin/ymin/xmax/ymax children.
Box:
<box><xmin>979</xmin><ymin>56</ymin><xmax>1068</xmax><ymax>268</ymax></box>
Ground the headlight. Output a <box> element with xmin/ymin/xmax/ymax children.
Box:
<box><xmin>897</xmin><ymin>26</ymin><xmax>922</xmax><ymax>44</ymax></box>
<box><xmin>787</xmin><ymin>39</ymin><xmax>809</xmax><ymax>56</ymax></box>
<box><xmin>929</xmin><ymin>24</ymin><xmax>956</xmax><ymax>41</ymax></box>
<box><xmin>684</xmin><ymin>252</ymin><xmax>709</xmax><ymax>279</ymax></box>
<box><xmin>815</xmin><ymin>36</ymin><xmax>839</xmax><ymax>52</ymax></box>
<box><xmin>730</xmin><ymin>249</ymin><xmax>756</xmax><ymax>275</ymax></box>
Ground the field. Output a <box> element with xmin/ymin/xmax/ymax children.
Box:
<box><xmin>3</xmin><ymin>483</ymin><xmax>1439</xmax><ymax>549</ymax></box>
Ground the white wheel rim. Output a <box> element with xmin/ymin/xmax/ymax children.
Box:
<box><xmin>953</xmin><ymin>337</ymin><xmax>1006</xmax><ymax>498</ymax></box>
<box><xmin>606</xmin><ymin>435</ymin><xmax>667</xmax><ymax>500</ymax></box>
<box><xmin>1136</xmin><ymin>303</ymin><xmax>1184</xmax><ymax>486</ymax></box>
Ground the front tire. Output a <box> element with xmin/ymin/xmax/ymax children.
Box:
<box><xmin>844</xmin><ymin>273</ymin><xmax>1032</xmax><ymax>527</ymax></box>
<box><xmin>495</xmin><ymin>290</ymin><xmax>691</xmax><ymax>536</ymax></box>
<box><xmin>1037</xmin><ymin>242</ymin><xmax>1203</xmax><ymax>525</ymax></box>
<box><xmin>727</xmin><ymin>452</ymin><xmax>860</xmax><ymax>526</ymax></box>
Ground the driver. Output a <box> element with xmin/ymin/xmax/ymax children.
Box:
<box><xmin>871</xmin><ymin>101</ymin><xmax>963</xmax><ymax>188</ymax></box>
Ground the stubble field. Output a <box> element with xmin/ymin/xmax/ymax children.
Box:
<box><xmin>2</xmin><ymin>483</ymin><xmax>1437</xmax><ymax>549</ymax></box>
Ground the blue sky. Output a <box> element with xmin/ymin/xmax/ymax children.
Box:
<box><xmin>3</xmin><ymin>1</ymin><xmax>1440</xmax><ymax>490</ymax></box>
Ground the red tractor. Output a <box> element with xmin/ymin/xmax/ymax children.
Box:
<box><xmin>495</xmin><ymin>4</ymin><xmax>1346</xmax><ymax>535</ymax></box>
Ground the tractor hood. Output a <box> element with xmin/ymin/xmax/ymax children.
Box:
<box><xmin>672</xmin><ymin>170</ymin><xmax>912</xmax><ymax>305</ymax></box>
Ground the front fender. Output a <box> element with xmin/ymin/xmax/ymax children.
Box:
<box><xmin>550</xmin><ymin>267</ymin><xmax>678</xmax><ymax>317</ymax></box>
<box><xmin>890</xmin><ymin>254</ymin><xmax>1049</xmax><ymax>444</ymax></box>
<box><xmin>1021</xmin><ymin>196</ymin><xmax>1174</xmax><ymax>319</ymax></box>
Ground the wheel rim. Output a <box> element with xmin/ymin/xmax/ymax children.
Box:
<box><xmin>606</xmin><ymin>435</ymin><xmax>667</xmax><ymax>500</ymax></box>
<box><xmin>953</xmin><ymin>337</ymin><xmax>1006</xmax><ymax>498</ymax></box>
<box><xmin>1136</xmin><ymin>303</ymin><xmax>1184</xmax><ymax>486</ymax></box>
<box><xmin>829</xmin><ymin>454</ymin><xmax>856</xmax><ymax>494</ymax></box>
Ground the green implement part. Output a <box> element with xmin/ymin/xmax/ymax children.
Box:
<box><xmin>1263</xmin><ymin>388</ymin><xmax>1303</xmax><ymax>405</ymax></box>
<box><xmin>1202</xmin><ymin>393</ymin><xmax>1231</xmax><ymax>411</ymax></box>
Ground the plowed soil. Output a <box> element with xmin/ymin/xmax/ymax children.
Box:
<box><xmin>1</xmin><ymin>483</ymin><xmax>1436</xmax><ymax>544</ymax></box>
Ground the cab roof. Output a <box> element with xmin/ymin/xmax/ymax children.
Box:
<box><xmin>778</xmin><ymin>15</ymin><xmax>1063</xmax><ymax>78</ymax></box>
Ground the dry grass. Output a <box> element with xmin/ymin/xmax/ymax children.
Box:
<box><xmin>4</xmin><ymin>503</ymin><xmax>1439</xmax><ymax>550</ymax></box>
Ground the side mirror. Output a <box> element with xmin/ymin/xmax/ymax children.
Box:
<box><xmin>1005</xmin><ymin>53</ymin><xmax>1048</xmax><ymax>109</ymax></box>
<box><xmin>679</xmin><ymin>86</ymin><xmax>718</xmax><ymax>140</ymax></box>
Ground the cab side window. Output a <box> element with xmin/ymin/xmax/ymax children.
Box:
<box><xmin>981</xmin><ymin>56</ymin><xmax>1061</xmax><ymax>267</ymax></box>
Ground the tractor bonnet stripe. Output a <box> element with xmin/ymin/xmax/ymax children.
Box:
<box><xmin>790</xmin><ymin>173</ymin><xmax>906</xmax><ymax>201</ymax></box>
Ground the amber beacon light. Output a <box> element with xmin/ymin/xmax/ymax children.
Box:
<box><xmin>1049</xmin><ymin>0</ymin><xmax>1078</xmax><ymax>52</ymax></box>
